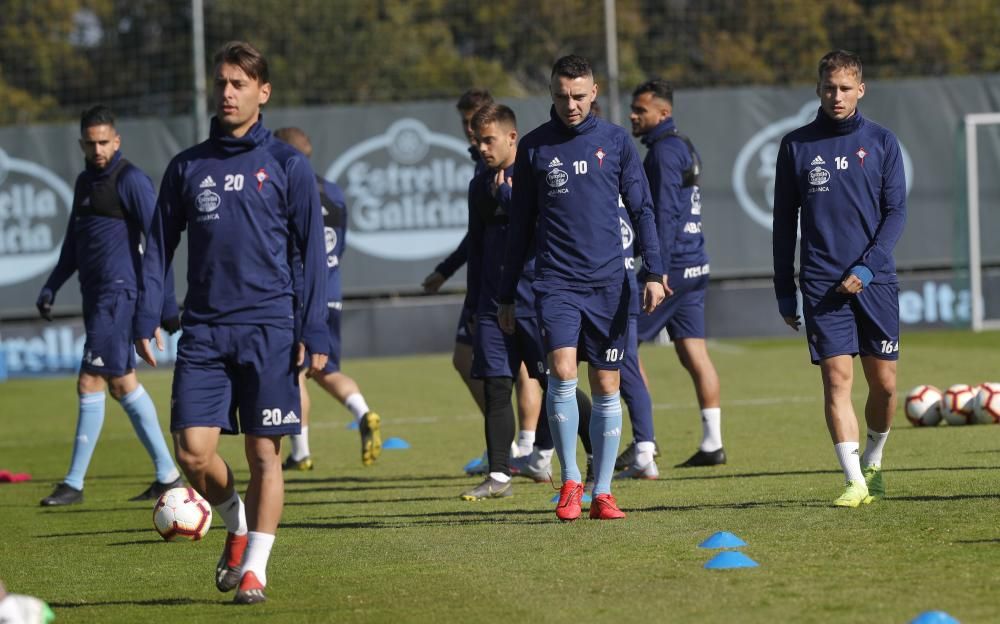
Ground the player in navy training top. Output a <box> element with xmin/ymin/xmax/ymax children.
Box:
<box><xmin>36</xmin><ymin>105</ymin><xmax>182</xmax><ymax>507</ymax></box>
<box><xmin>272</xmin><ymin>127</ymin><xmax>382</xmax><ymax>472</ymax></box>
<box><xmin>772</xmin><ymin>50</ymin><xmax>906</xmax><ymax>508</ymax></box>
<box><xmin>134</xmin><ymin>42</ymin><xmax>328</xmax><ymax>604</ymax></box>
<box><xmin>498</xmin><ymin>55</ymin><xmax>668</xmax><ymax>522</ymax></box>
<box><xmin>421</xmin><ymin>89</ymin><xmax>546</xmax><ymax>474</ymax></box>
<box><xmin>626</xmin><ymin>79</ymin><xmax>725</xmax><ymax>472</ymax></box>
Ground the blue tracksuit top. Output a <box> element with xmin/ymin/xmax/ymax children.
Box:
<box><xmin>44</xmin><ymin>150</ymin><xmax>178</xmax><ymax>318</ymax></box>
<box><xmin>772</xmin><ymin>108</ymin><xmax>906</xmax><ymax>304</ymax></box>
<box><xmin>617</xmin><ymin>198</ymin><xmax>640</xmax><ymax>317</ymax></box>
<box><xmin>432</xmin><ymin>146</ymin><xmax>483</xmax><ymax>279</ymax></box>
<box><xmin>499</xmin><ymin>108</ymin><xmax>663</xmax><ymax>301</ymax></box>
<box><xmin>317</xmin><ymin>175</ymin><xmax>347</xmax><ymax>304</ymax></box>
<box><xmin>465</xmin><ymin>163</ymin><xmax>535</xmax><ymax>319</ymax></box>
<box><xmin>135</xmin><ymin>116</ymin><xmax>328</xmax><ymax>353</ymax></box>
<box><xmin>640</xmin><ymin>117</ymin><xmax>708</xmax><ymax>271</ymax></box>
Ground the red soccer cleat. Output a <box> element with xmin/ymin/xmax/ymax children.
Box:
<box><xmin>555</xmin><ymin>480</ymin><xmax>584</xmax><ymax>522</ymax></box>
<box><xmin>589</xmin><ymin>493</ymin><xmax>626</xmax><ymax>520</ymax></box>
<box><xmin>216</xmin><ymin>532</ymin><xmax>248</xmax><ymax>592</ymax></box>
<box><xmin>234</xmin><ymin>571</ymin><xmax>267</xmax><ymax>605</ymax></box>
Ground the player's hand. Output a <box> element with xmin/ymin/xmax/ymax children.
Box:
<box><xmin>662</xmin><ymin>274</ymin><xmax>673</xmax><ymax>298</ymax></box>
<box><xmin>836</xmin><ymin>274</ymin><xmax>863</xmax><ymax>295</ymax></box>
<box><xmin>36</xmin><ymin>288</ymin><xmax>54</xmax><ymax>321</ymax></box>
<box><xmin>134</xmin><ymin>327</ymin><xmax>165</xmax><ymax>367</ymax></box>
<box><xmin>160</xmin><ymin>315</ymin><xmax>181</xmax><ymax>334</ymax></box>
<box><xmin>642</xmin><ymin>280</ymin><xmax>666</xmax><ymax>314</ymax></box>
<box><xmin>498</xmin><ymin>303</ymin><xmax>516</xmax><ymax>335</ymax></box>
<box><xmin>422</xmin><ymin>271</ymin><xmax>446</xmax><ymax>294</ymax></box>
<box><xmin>298</xmin><ymin>342</ymin><xmax>328</xmax><ymax>378</ymax></box>
<box><xmin>782</xmin><ymin>315</ymin><xmax>802</xmax><ymax>331</ymax></box>
<box><xmin>491</xmin><ymin>168</ymin><xmax>511</xmax><ymax>197</ymax></box>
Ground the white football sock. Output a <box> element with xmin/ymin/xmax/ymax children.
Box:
<box><xmin>344</xmin><ymin>393</ymin><xmax>370</xmax><ymax>421</ymax></box>
<box><xmin>517</xmin><ymin>430</ymin><xmax>535</xmax><ymax>457</ymax></box>
<box><xmin>699</xmin><ymin>407</ymin><xmax>723</xmax><ymax>452</ymax></box>
<box><xmin>215</xmin><ymin>490</ymin><xmax>247</xmax><ymax>536</ymax></box>
<box><xmin>240</xmin><ymin>531</ymin><xmax>275</xmax><ymax>586</ymax></box>
<box><xmin>862</xmin><ymin>428</ymin><xmax>890</xmax><ymax>467</ymax></box>
<box><xmin>635</xmin><ymin>440</ymin><xmax>656</xmax><ymax>468</ymax></box>
<box><xmin>489</xmin><ymin>471</ymin><xmax>511</xmax><ymax>483</ymax></box>
<box><xmin>289</xmin><ymin>426</ymin><xmax>310</xmax><ymax>461</ymax></box>
<box><xmin>834</xmin><ymin>441</ymin><xmax>865</xmax><ymax>483</ymax></box>
<box><xmin>530</xmin><ymin>447</ymin><xmax>554</xmax><ymax>468</ymax></box>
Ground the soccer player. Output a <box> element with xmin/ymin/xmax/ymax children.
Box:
<box><xmin>773</xmin><ymin>50</ymin><xmax>905</xmax><ymax>508</ymax></box>
<box><xmin>36</xmin><ymin>105</ymin><xmax>182</xmax><ymax>507</ymax></box>
<box><xmin>499</xmin><ymin>55</ymin><xmax>667</xmax><ymax>521</ymax></box>
<box><xmin>134</xmin><ymin>41</ymin><xmax>328</xmax><ymax>603</ymax></box>
<box><xmin>459</xmin><ymin>103</ymin><xmax>554</xmax><ymax>500</ymax></box>
<box><xmin>422</xmin><ymin>88</ymin><xmax>548</xmax><ymax>473</ymax></box>
<box><xmin>272</xmin><ymin>127</ymin><xmax>381</xmax><ymax>470</ymax></box>
<box><xmin>421</xmin><ymin>88</ymin><xmax>495</xmax><ymax>418</ymax></box>
<box><xmin>624</xmin><ymin>79</ymin><xmax>725</xmax><ymax>471</ymax></box>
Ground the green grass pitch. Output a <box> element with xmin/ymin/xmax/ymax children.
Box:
<box><xmin>1</xmin><ymin>329</ymin><xmax>998</xmax><ymax>623</ymax></box>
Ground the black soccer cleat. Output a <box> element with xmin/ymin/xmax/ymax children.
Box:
<box><xmin>128</xmin><ymin>476</ymin><xmax>183</xmax><ymax>501</ymax></box>
<box><xmin>674</xmin><ymin>447</ymin><xmax>727</xmax><ymax>468</ymax></box>
<box><xmin>233</xmin><ymin>571</ymin><xmax>267</xmax><ymax>605</ymax></box>
<box><xmin>40</xmin><ymin>482</ymin><xmax>83</xmax><ymax>507</ymax></box>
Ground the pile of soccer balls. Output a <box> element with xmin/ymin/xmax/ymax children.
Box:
<box><xmin>905</xmin><ymin>383</ymin><xmax>1000</xmax><ymax>426</ymax></box>
<box><xmin>153</xmin><ymin>487</ymin><xmax>212</xmax><ymax>540</ymax></box>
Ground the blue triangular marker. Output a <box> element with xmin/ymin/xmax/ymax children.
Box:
<box><xmin>699</xmin><ymin>531</ymin><xmax>748</xmax><ymax>549</ymax></box>
<box><xmin>910</xmin><ymin>611</ymin><xmax>960</xmax><ymax>624</ymax></box>
<box><xmin>549</xmin><ymin>493</ymin><xmax>592</xmax><ymax>503</ymax></box>
<box><xmin>346</xmin><ymin>420</ymin><xmax>359</xmax><ymax>430</ymax></box>
<box><xmin>704</xmin><ymin>551</ymin><xmax>758</xmax><ymax>569</ymax></box>
<box><xmin>382</xmin><ymin>437</ymin><xmax>410</xmax><ymax>449</ymax></box>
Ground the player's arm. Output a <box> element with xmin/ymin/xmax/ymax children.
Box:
<box><xmin>134</xmin><ymin>162</ymin><xmax>186</xmax><ymax>365</ymax></box>
<box><xmin>36</xmin><ymin>204</ymin><xmax>79</xmax><ymax>321</ymax></box>
<box><xmin>646</xmin><ymin>143</ymin><xmax>688</xmax><ymax>274</ymax></box>
<box><xmin>287</xmin><ymin>155</ymin><xmax>329</xmax><ymax>377</ymax></box>
<box><xmin>843</xmin><ymin>133</ymin><xmax>907</xmax><ymax>294</ymax></box>
<box><xmin>119</xmin><ymin>167</ymin><xmax>182</xmax><ymax>333</ymax></box>
<box><xmin>498</xmin><ymin>146</ymin><xmax>536</xmax><ymax>333</ymax></box>
<box><xmin>465</xmin><ymin>178</ymin><xmax>485</xmax><ymax>315</ymax></box>
<box><xmin>619</xmin><ymin>136</ymin><xmax>667</xmax><ymax>312</ymax></box>
<box><xmin>423</xmin><ymin>233</ymin><xmax>469</xmax><ymax>293</ymax></box>
<box><xmin>772</xmin><ymin>138</ymin><xmax>801</xmax><ymax>330</ymax></box>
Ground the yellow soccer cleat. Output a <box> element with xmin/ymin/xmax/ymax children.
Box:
<box><xmin>833</xmin><ymin>479</ymin><xmax>873</xmax><ymax>508</ymax></box>
<box><xmin>863</xmin><ymin>465</ymin><xmax>885</xmax><ymax>501</ymax></box>
<box><xmin>360</xmin><ymin>411</ymin><xmax>382</xmax><ymax>466</ymax></box>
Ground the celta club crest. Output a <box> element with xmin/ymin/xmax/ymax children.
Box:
<box><xmin>732</xmin><ymin>101</ymin><xmax>913</xmax><ymax>231</ymax></box>
<box><xmin>856</xmin><ymin>147</ymin><xmax>868</xmax><ymax>165</ymax></box>
<box><xmin>255</xmin><ymin>168</ymin><xmax>269</xmax><ymax>191</ymax></box>
<box><xmin>595</xmin><ymin>147</ymin><xmax>606</xmax><ymax>167</ymax></box>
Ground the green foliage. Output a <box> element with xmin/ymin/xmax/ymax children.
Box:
<box><xmin>2</xmin><ymin>1</ymin><xmax>1000</xmax><ymax>123</ymax></box>
<box><xmin>1</xmin><ymin>329</ymin><xmax>999</xmax><ymax>622</ymax></box>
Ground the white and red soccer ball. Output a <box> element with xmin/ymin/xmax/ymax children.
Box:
<box><xmin>972</xmin><ymin>382</ymin><xmax>1000</xmax><ymax>424</ymax></box>
<box><xmin>904</xmin><ymin>385</ymin><xmax>943</xmax><ymax>426</ymax></box>
<box><xmin>940</xmin><ymin>384</ymin><xmax>977</xmax><ymax>426</ymax></box>
<box><xmin>153</xmin><ymin>487</ymin><xmax>212</xmax><ymax>541</ymax></box>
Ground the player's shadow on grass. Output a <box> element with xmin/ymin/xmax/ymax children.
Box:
<box><xmin>283</xmin><ymin>510</ymin><xmax>555</xmax><ymax>530</ymax></box>
<box><xmin>49</xmin><ymin>597</ymin><xmax>217</xmax><ymax>608</ymax></box>
<box><xmin>954</xmin><ymin>538</ymin><xmax>1000</xmax><ymax>544</ymax></box>
<box><xmin>284</xmin><ymin>474</ymin><xmax>471</xmax><ymax>485</ymax></box>
<box><xmin>669</xmin><ymin>465</ymin><xmax>990</xmax><ymax>481</ymax></box>
<box><xmin>284</xmin><ymin>495</ymin><xmax>461</xmax><ymax>506</ymax></box>
<box><xmin>35</xmin><ymin>527</ymin><xmax>149</xmax><ymax>538</ymax></box>
<box><xmin>40</xmin><ymin>506</ymin><xmax>152</xmax><ymax>514</ymax></box>
<box><xmin>285</xmin><ymin>482</ymin><xmax>459</xmax><ymax>494</ymax></box>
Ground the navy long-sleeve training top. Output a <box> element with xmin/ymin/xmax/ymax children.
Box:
<box><xmin>641</xmin><ymin>117</ymin><xmax>708</xmax><ymax>271</ymax></box>
<box><xmin>499</xmin><ymin>108</ymin><xmax>663</xmax><ymax>302</ymax></box>
<box><xmin>772</xmin><ymin>108</ymin><xmax>906</xmax><ymax>311</ymax></box>
<box><xmin>465</xmin><ymin>163</ymin><xmax>535</xmax><ymax>319</ymax></box>
<box><xmin>44</xmin><ymin>150</ymin><xmax>178</xmax><ymax>319</ymax></box>
<box><xmin>135</xmin><ymin>117</ymin><xmax>328</xmax><ymax>353</ymax></box>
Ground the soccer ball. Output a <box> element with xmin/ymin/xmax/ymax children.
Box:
<box><xmin>940</xmin><ymin>384</ymin><xmax>977</xmax><ymax>426</ymax></box>
<box><xmin>904</xmin><ymin>385</ymin><xmax>943</xmax><ymax>426</ymax></box>
<box><xmin>972</xmin><ymin>382</ymin><xmax>1000</xmax><ymax>424</ymax></box>
<box><xmin>153</xmin><ymin>487</ymin><xmax>212</xmax><ymax>541</ymax></box>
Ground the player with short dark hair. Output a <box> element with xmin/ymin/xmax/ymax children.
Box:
<box><xmin>622</xmin><ymin>78</ymin><xmax>725</xmax><ymax>474</ymax></box>
<box><xmin>36</xmin><ymin>104</ymin><xmax>182</xmax><ymax>507</ymax></box>
<box><xmin>499</xmin><ymin>55</ymin><xmax>667</xmax><ymax>521</ymax></box>
<box><xmin>272</xmin><ymin>126</ymin><xmax>382</xmax><ymax>471</ymax></box>
<box><xmin>773</xmin><ymin>49</ymin><xmax>906</xmax><ymax>508</ymax></box>
<box><xmin>135</xmin><ymin>41</ymin><xmax>328</xmax><ymax>604</ymax></box>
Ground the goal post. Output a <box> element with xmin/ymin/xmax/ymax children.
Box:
<box><xmin>963</xmin><ymin>112</ymin><xmax>1000</xmax><ymax>332</ymax></box>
